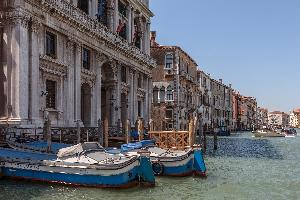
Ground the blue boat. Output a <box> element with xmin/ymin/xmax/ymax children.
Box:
<box><xmin>121</xmin><ymin>141</ymin><xmax>206</xmax><ymax>177</ymax></box>
<box><xmin>0</xmin><ymin>142</ymin><xmax>155</xmax><ymax>188</ymax></box>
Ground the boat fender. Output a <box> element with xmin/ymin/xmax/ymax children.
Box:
<box><xmin>152</xmin><ymin>161</ymin><xmax>164</xmax><ymax>176</ymax></box>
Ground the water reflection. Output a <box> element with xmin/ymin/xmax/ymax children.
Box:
<box><xmin>205</xmin><ymin>133</ymin><xmax>283</xmax><ymax>159</ymax></box>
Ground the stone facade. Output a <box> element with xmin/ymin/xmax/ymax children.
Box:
<box><xmin>257</xmin><ymin>107</ymin><xmax>268</xmax><ymax>129</ymax></box>
<box><xmin>197</xmin><ymin>70</ymin><xmax>212</xmax><ymax>131</ymax></box>
<box><xmin>150</xmin><ymin>32</ymin><xmax>198</xmax><ymax>131</ymax></box>
<box><xmin>0</xmin><ymin>0</ymin><xmax>155</xmax><ymax>129</ymax></box>
<box><xmin>211</xmin><ymin>79</ymin><xmax>233</xmax><ymax>130</ymax></box>
<box><xmin>289</xmin><ymin>109</ymin><xmax>300</xmax><ymax>128</ymax></box>
<box><xmin>268</xmin><ymin>111</ymin><xmax>289</xmax><ymax>128</ymax></box>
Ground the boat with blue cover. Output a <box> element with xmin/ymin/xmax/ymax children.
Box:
<box><xmin>0</xmin><ymin>142</ymin><xmax>155</xmax><ymax>188</ymax></box>
<box><xmin>121</xmin><ymin>140</ymin><xmax>206</xmax><ymax>177</ymax></box>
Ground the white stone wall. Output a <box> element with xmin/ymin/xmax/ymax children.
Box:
<box><xmin>0</xmin><ymin>0</ymin><xmax>155</xmax><ymax>128</ymax></box>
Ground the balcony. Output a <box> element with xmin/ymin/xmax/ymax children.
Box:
<box><xmin>40</xmin><ymin>0</ymin><xmax>156</xmax><ymax>69</ymax></box>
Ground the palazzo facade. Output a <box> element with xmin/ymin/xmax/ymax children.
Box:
<box><xmin>0</xmin><ymin>0</ymin><xmax>155</xmax><ymax>129</ymax></box>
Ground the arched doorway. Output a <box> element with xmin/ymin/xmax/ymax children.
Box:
<box><xmin>81</xmin><ymin>83</ymin><xmax>91</xmax><ymax>127</ymax></box>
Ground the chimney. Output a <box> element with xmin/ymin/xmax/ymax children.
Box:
<box><xmin>219</xmin><ymin>79</ymin><xmax>223</xmax><ymax>84</ymax></box>
<box><xmin>150</xmin><ymin>31</ymin><xmax>157</xmax><ymax>47</ymax></box>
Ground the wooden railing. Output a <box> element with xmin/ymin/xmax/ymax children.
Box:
<box><xmin>149</xmin><ymin>131</ymin><xmax>191</xmax><ymax>149</ymax></box>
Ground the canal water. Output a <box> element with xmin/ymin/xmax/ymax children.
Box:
<box><xmin>0</xmin><ymin>132</ymin><xmax>299</xmax><ymax>200</ymax></box>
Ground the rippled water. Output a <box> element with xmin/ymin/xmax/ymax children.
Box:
<box><xmin>1</xmin><ymin>132</ymin><xmax>299</xmax><ymax>200</ymax></box>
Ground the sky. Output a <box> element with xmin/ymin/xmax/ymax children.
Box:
<box><xmin>150</xmin><ymin>0</ymin><xmax>300</xmax><ymax>112</ymax></box>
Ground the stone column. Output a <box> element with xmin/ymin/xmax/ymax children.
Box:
<box><xmin>113</xmin><ymin>0</ymin><xmax>119</xmax><ymax>33</ymax></box>
<box><xmin>94</xmin><ymin>53</ymin><xmax>107</xmax><ymax>124</ymax></box>
<box><xmin>10</xmin><ymin>18</ymin><xmax>30</xmax><ymax>124</ymax></box>
<box><xmin>127</xmin><ymin>6</ymin><xmax>132</xmax><ymax>42</ymax></box>
<box><xmin>66</xmin><ymin>38</ymin><xmax>76</xmax><ymax>126</ymax></box>
<box><xmin>134</xmin><ymin>72</ymin><xmax>138</xmax><ymax>121</ymax></box>
<box><xmin>1</xmin><ymin>26</ymin><xmax>10</xmax><ymax>119</ymax></box>
<box><xmin>145</xmin><ymin>21</ymin><xmax>151</xmax><ymax>55</ymax></box>
<box><xmin>107</xmin><ymin>0</ymin><xmax>115</xmax><ymax>32</ymax></box>
<box><xmin>74</xmin><ymin>43</ymin><xmax>82</xmax><ymax>123</ymax></box>
<box><xmin>128</xmin><ymin>69</ymin><xmax>134</xmax><ymax>124</ymax></box>
<box><xmin>147</xmin><ymin>76</ymin><xmax>152</xmax><ymax>123</ymax></box>
<box><xmin>144</xmin><ymin>76</ymin><xmax>149</xmax><ymax>123</ymax></box>
<box><xmin>29</xmin><ymin>20</ymin><xmax>41</xmax><ymax>126</ymax></box>
<box><xmin>114</xmin><ymin>62</ymin><xmax>121</xmax><ymax>126</ymax></box>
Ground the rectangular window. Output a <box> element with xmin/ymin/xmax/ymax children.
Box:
<box><xmin>165</xmin><ymin>54</ymin><xmax>173</xmax><ymax>69</ymax></box>
<box><xmin>46</xmin><ymin>80</ymin><xmax>56</xmax><ymax>109</ymax></box>
<box><xmin>137</xmin><ymin>75</ymin><xmax>142</xmax><ymax>88</ymax></box>
<box><xmin>118</xmin><ymin>0</ymin><xmax>127</xmax><ymax>17</ymax></box>
<box><xmin>46</xmin><ymin>32</ymin><xmax>56</xmax><ymax>58</ymax></box>
<box><xmin>166</xmin><ymin>109</ymin><xmax>173</xmax><ymax>119</ymax></box>
<box><xmin>82</xmin><ymin>48</ymin><xmax>90</xmax><ymax>70</ymax></box>
<box><xmin>78</xmin><ymin>0</ymin><xmax>89</xmax><ymax>14</ymax></box>
<box><xmin>121</xmin><ymin>66</ymin><xmax>127</xmax><ymax>83</ymax></box>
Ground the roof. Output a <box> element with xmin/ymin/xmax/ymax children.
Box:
<box><xmin>151</xmin><ymin>45</ymin><xmax>198</xmax><ymax>66</ymax></box>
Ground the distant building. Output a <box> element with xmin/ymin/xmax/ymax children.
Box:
<box><xmin>197</xmin><ymin>70</ymin><xmax>212</xmax><ymax>132</ymax></box>
<box><xmin>268</xmin><ymin>111</ymin><xmax>289</xmax><ymax>128</ymax></box>
<box><xmin>257</xmin><ymin>107</ymin><xmax>269</xmax><ymax>128</ymax></box>
<box><xmin>289</xmin><ymin>109</ymin><xmax>300</xmax><ymax>128</ymax></box>
<box><xmin>211</xmin><ymin>79</ymin><xmax>233</xmax><ymax>130</ymax></box>
<box><xmin>151</xmin><ymin>32</ymin><xmax>198</xmax><ymax>131</ymax></box>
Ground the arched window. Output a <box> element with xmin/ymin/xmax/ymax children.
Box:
<box><xmin>153</xmin><ymin>86</ymin><xmax>159</xmax><ymax>103</ymax></box>
<box><xmin>165</xmin><ymin>53</ymin><xmax>173</xmax><ymax>69</ymax></box>
<box><xmin>159</xmin><ymin>86</ymin><xmax>165</xmax><ymax>103</ymax></box>
<box><xmin>166</xmin><ymin>86</ymin><xmax>173</xmax><ymax>101</ymax></box>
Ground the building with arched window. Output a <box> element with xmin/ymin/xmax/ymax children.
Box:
<box><xmin>0</xmin><ymin>0</ymin><xmax>155</xmax><ymax>132</ymax></box>
<box><xmin>150</xmin><ymin>32</ymin><xmax>198</xmax><ymax>131</ymax></box>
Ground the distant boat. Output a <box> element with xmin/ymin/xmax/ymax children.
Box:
<box><xmin>253</xmin><ymin>129</ymin><xmax>285</xmax><ymax>138</ymax></box>
<box><xmin>282</xmin><ymin>128</ymin><xmax>297</xmax><ymax>138</ymax></box>
<box><xmin>0</xmin><ymin>142</ymin><xmax>155</xmax><ymax>188</ymax></box>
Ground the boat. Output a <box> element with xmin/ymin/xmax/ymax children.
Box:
<box><xmin>121</xmin><ymin>140</ymin><xmax>206</xmax><ymax>177</ymax></box>
<box><xmin>282</xmin><ymin>128</ymin><xmax>297</xmax><ymax>138</ymax></box>
<box><xmin>0</xmin><ymin>142</ymin><xmax>155</xmax><ymax>188</ymax></box>
<box><xmin>253</xmin><ymin>129</ymin><xmax>285</xmax><ymax>138</ymax></box>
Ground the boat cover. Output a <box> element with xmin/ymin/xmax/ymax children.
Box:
<box><xmin>57</xmin><ymin>142</ymin><xmax>103</xmax><ymax>158</ymax></box>
<box><xmin>121</xmin><ymin>140</ymin><xmax>155</xmax><ymax>152</ymax></box>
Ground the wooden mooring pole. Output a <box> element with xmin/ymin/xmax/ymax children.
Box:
<box><xmin>104</xmin><ymin>118</ymin><xmax>109</xmax><ymax>148</ymax></box>
<box><xmin>214</xmin><ymin>129</ymin><xmax>218</xmax><ymax>150</ymax></box>
<box><xmin>76</xmin><ymin>121</ymin><xmax>81</xmax><ymax>144</ymax></box>
<box><xmin>125</xmin><ymin>120</ymin><xmax>130</xmax><ymax>144</ymax></box>
<box><xmin>98</xmin><ymin>119</ymin><xmax>103</xmax><ymax>146</ymax></box>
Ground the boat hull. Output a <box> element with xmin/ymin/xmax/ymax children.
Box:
<box><xmin>0</xmin><ymin>160</ymin><xmax>141</xmax><ymax>188</ymax></box>
<box><xmin>151</xmin><ymin>149</ymin><xmax>206</xmax><ymax>177</ymax></box>
<box><xmin>254</xmin><ymin>132</ymin><xmax>285</xmax><ymax>138</ymax></box>
<box><xmin>0</xmin><ymin>146</ymin><xmax>155</xmax><ymax>188</ymax></box>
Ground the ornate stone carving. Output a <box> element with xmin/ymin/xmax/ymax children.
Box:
<box><xmin>38</xmin><ymin>0</ymin><xmax>156</xmax><ymax>69</ymax></box>
<box><xmin>0</xmin><ymin>7</ymin><xmax>31</xmax><ymax>28</ymax></box>
<box><xmin>137</xmin><ymin>88</ymin><xmax>146</xmax><ymax>98</ymax></box>
<box><xmin>121</xmin><ymin>82</ymin><xmax>129</xmax><ymax>95</ymax></box>
<box><xmin>81</xmin><ymin>68</ymin><xmax>96</xmax><ymax>87</ymax></box>
<box><xmin>39</xmin><ymin>55</ymin><xmax>68</xmax><ymax>77</ymax></box>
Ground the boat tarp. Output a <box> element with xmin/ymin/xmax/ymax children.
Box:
<box><xmin>57</xmin><ymin>142</ymin><xmax>103</xmax><ymax>158</ymax></box>
<box><xmin>121</xmin><ymin>140</ymin><xmax>155</xmax><ymax>152</ymax></box>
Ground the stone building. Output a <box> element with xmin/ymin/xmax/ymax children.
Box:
<box><xmin>238</xmin><ymin>96</ymin><xmax>257</xmax><ymax>130</ymax></box>
<box><xmin>0</xmin><ymin>0</ymin><xmax>155</xmax><ymax>130</ymax></box>
<box><xmin>197</xmin><ymin>70</ymin><xmax>212</xmax><ymax>131</ymax></box>
<box><xmin>257</xmin><ymin>107</ymin><xmax>269</xmax><ymax>129</ymax></box>
<box><xmin>289</xmin><ymin>109</ymin><xmax>300</xmax><ymax>128</ymax></box>
<box><xmin>211</xmin><ymin>79</ymin><xmax>233</xmax><ymax>130</ymax></box>
<box><xmin>150</xmin><ymin>32</ymin><xmax>198</xmax><ymax>131</ymax></box>
<box><xmin>268</xmin><ymin>111</ymin><xmax>289</xmax><ymax>128</ymax></box>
